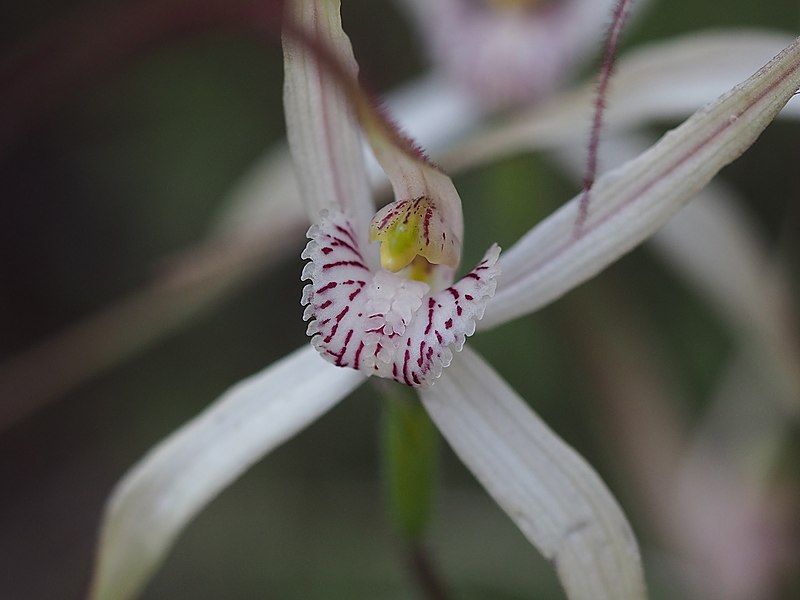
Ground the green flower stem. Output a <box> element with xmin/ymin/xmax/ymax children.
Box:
<box><xmin>377</xmin><ymin>382</ymin><xmax>450</xmax><ymax>599</ymax></box>
<box><xmin>379</xmin><ymin>382</ymin><xmax>439</xmax><ymax>540</ymax></box>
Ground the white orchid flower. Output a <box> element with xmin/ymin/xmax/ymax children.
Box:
<box><xmin>87</xmin><ymin>0</ymin><xmax>800</xmax><ymax>597</ymax></box>
<box><xmin>6</xmin><ymin>28</ymin><xmax>800</xmax><ymax>431</ymax></box>
<box><xmin>396</xmin><ymin>0</ymin><xmax>634</xmax><ymax>108</ymax></box>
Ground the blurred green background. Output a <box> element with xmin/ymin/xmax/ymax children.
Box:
<box><xmin>1</xmin><ymin>1</ymin><xmax>799</xmax><ymax>598</ymax></box>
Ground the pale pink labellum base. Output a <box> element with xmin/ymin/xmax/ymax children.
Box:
<box><xmin>302</xmin><ymin>209</ymin><xmax>500</xmax><ymax>387</ymax></box>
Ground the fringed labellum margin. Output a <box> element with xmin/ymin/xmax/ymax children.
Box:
<box><xmin>302</xmin><ymin>210</ymin><xmax>500</xmax><ymax>388</ymax></box>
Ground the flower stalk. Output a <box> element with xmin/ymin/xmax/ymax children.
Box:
<box><xmin>578</xmin><ymin>0</ymin><xmax>635</xmax><ymax>231</ymax></box>
<box><xmin>380</xmin><ymin>384</ymin><xmax>439</xmax><ymax>540</ymax></box>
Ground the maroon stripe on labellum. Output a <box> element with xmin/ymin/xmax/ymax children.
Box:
<box><xmin>424</xmin><ymin>297</ymin><xmax>435</xmax><ymax>335</ymax></box>
<box><xmin>330</xmin><ymin>236</ymin><xmax>360</xmax><ymax>256</ymax></box>
<box><xmin>402</xmin><ymin>349</ymin><xmax>412</xmax><ymax>386</ymax></box>
<box><xmin>319</xmin><ymin>300</ymin><xmax>333</xmax><ymax>309</ymax></box>
<box><xmin>353</xmin><ymin>341</ymin><xmax>365</xmax><ymax>370</ymax></box>
<box><xmin>335</xmin><ymin>224</ymin><xmax>358</xmax><ymax>245</ymax></box>
<box><xmin>316</xmin><ymin>282</ymin><xmax>338</xmax><ymax>293</ymax></box>
<box><xmin>334</xmin><ymin>329</ymin><xmax>354</xmax><ymax>367</ymax></box>
<box><xmin>324</xmin><ymin>323</ymin><xmax>339</xmax><ymax>344</ymax></box>
<box><xmin>322</xmin><ymin>260</ymin><xmax>368</xmax><ymax>270</ymax></box>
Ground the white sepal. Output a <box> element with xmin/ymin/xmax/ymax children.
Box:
<box><xmin>481</xmin><ymin>36</ymin><xmax>800</xmax><ymax>329</ymax></box>
<box><xmin>90</xmin><ymin>346</ymin><xmax>365</xmax><ymax>600</ymax></box>
<box><xmin>282</xmin><ymin>0</ymin><xmax>374</xmax><ymax>251</ymax></box>
<box><xmin>447</xmin><ymin>30</ymin><xmax>800</xmax><ymax>172</ymax></box>
<box><xmin>420</xmin><ymin>346</ymin><xmax>646</xmax><ymax>600</ymax></box>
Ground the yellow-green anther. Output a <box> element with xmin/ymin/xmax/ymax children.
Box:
<box><xmin>370</xmin><ymin>197</ymin><xmax>460</xmax><ymax>274</ymax></box>
<box><xmin>375</xmin><ymin>217</ymin><xmax>420</xmax><ymax>272</ymax></box>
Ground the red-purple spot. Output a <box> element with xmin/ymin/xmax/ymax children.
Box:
<box><xmin>444</xmin><ymin>318</ymin><xmax>453</xmax><ymax>329</ymax></box>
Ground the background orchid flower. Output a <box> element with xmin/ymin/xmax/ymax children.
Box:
<box><xmin>86</xmin><ymin>1</ymin><xmax>800</xmax><ymax>598</ymax></box>
<box><xmin>396</xmin><ymin>0</ymin><xmax>639</xmax><ymax>108</ymax></box>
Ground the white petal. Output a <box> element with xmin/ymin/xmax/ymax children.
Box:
<box><xmin>446</xmin><ymin>30</ymin><xmax>800</xmax><ymax>171</ymax></box>
<box><xmin>420</xmin><ymin>347</ymin><xmax>645</xmax><ymax>600</ymax></box>
<box><xmin>480</xmin><ymin>36</ymin><xmax>800</xmax><ymax>329</ymax></box>
<box><xmin>283</xmin><ymin>0</ymin><xmax>374</xmax><ymax>246</ymax></box>
<box><xmin>90</xmin><ymin>346</ymin><xmax>365</xmax><ymax>600</ymax></box>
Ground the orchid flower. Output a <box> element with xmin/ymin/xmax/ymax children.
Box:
<box><xmin>396</xmin><ymin>0</ymin><xmax>629</xmax><ymax>108</ymax></box>
<box><xmin>6</xmin><ymin>25</ymin><xmax>800</xmax><ymax>432</ymax></box>
<box><xmin>86</xmin><ymin>1</ymin><xmax>800</xmax><ymax>598</ymax></box>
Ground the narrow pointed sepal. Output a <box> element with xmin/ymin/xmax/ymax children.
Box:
<box><xmin>482</xmin><ymin>35</ymin><xmax>800</xmax><ymax>329</ymax></box>
<box><xmin>282</xmin><ymin>0</ymin><xmax>374</xmax><ymax>242</ymax></box>
<box><xmin>89</xmin><ymin>346</ymin><xmax>364</xmax><ymax>600</ymax></box>
<box><xmin>420</xmin><ymin>347</ymin><xmax>646</xmax><ymax>600</ymax></box>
